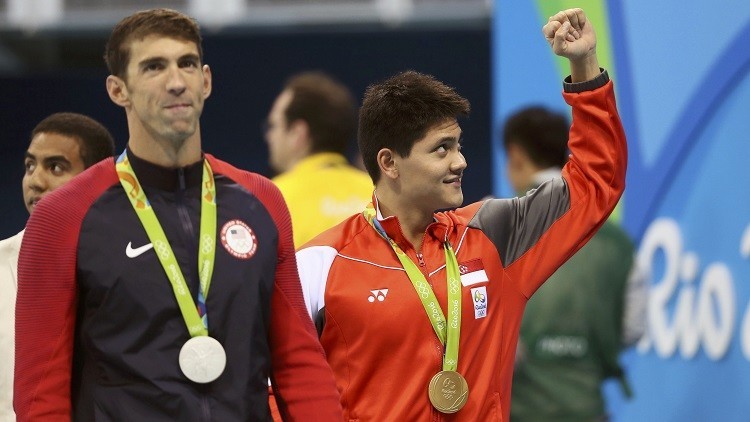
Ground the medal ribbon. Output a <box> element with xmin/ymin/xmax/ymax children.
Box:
<box><xmin>363</xmin><ymin>203</ymin><xmax>461</xmax><ymax>371</ymax></box>
<box><xmin>116</xmin><ymin>151</ymin><xmax>217</xmax><ymax>337</ymax></box>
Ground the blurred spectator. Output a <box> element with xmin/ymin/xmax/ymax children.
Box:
<box><xmin>505</xmin><ymin>106</ymin><xmax>647</xmax><ymax>421</ymax></box>
<box><xmin>265</xmin><ymin>71</ymin><xmax>372</xmax><ymax>248</ymax></box>
<box><xmin>0</xmin><ymin>112</ymin><xmax>115</xmax><ymax>421</ymax></box>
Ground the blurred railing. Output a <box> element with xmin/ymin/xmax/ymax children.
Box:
<box><xmin>0</xmin><ymin>0</ymin><xmax>491</xmax><ymax>31</ymax></box>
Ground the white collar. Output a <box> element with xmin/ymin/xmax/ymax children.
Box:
<box><xmin>532</xmin><ymin>167</ymin><xmax>563</xmax><ymax>186</ymax></box>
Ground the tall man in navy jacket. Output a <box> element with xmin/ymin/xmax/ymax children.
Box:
<box><xmin>14</xmin><ymin>8</ymin><xmax>341</xmax><ymax>421</ymax></box>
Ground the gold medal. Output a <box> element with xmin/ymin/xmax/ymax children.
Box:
<box><xmin>363</xmin><ymin>206</ymin><xmax>468</xmax><ymax>413</ymax></box>
<box><xmin>428</xmin><ymin>370</ymin><xmax>469</xmax><ymax>413</ymax></box>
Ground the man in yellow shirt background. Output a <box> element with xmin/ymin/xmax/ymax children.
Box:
<box><xmin>265</xmin><ymin>71</ymin><xmax>373</xmax><ymax>248</ymax></box>
<box><xmin>264</xmin><ymin>71</ymin><xmax>373</xmax><ymax>420</ymax></box>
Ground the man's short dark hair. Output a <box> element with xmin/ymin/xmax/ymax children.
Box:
<box><xmin>284</xmin><ymin>72</ymin><xmax>356</xmax><ymax>156</ymax></box>
<box><xmin>358</xmin><ymin>70</ymin><xmax>470</xmax><ymax>183</ymax></box>
<box><xmin>32</xmin><ymin>112</ymin><xmax>116</xmax><ymax>168</ymax></box>
<box><xmin>502</xmin><ymin>106</ymin><xmax>569</xmax><ymax>169</ymax></box>
<box><xmin>104</xmin><ymin>8</ymin><xmax>203</xmax><ymax>80</ymax></box>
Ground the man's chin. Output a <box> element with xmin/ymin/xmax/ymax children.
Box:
<box><xmin>163</xmin><ymin>117</ymin><xmax>197</xmax><ymax>134</ymax></box>
<box><xmin>163</xmin><ymin>125</ymin><xmax>197</xmax><ymax>144</ymax></box>
<box><xmin>435</xmin><ymin>195</ymin><xmax>464</xmax><ymax>212</ymax></box>
<box><xmin>450</xmin><ymin>193</ymin><xmax>464</xmax><ymax>208</ymax></box>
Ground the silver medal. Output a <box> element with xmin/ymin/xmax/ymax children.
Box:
<box><xmin>179</xmin><ymin>336</ymin><xmax>227</xmax><ymax>383</ymax></box>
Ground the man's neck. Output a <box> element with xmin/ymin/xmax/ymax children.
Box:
<box><xmin>518</xmin><ymin>166</ymin><xmax>563</xmax><ymax>193</ymax></box>
<box><xmin>531</xmin><ymin>167</ymin><xmax>562</xmax><ymax>186</ymax></box>
<box><xmin>282</xmin><ymin>144</ymin><xmax>314</xmax><ymax>173</ymax></box>
<box><xmin>376</xmin><ymin>189</ymin><xmax>432</xmax><ymax>252</ymax></box>
<box><xmin>128</xmin><ymin>134</ymin><xmax>202</xmax><ymax>168</ymax></box>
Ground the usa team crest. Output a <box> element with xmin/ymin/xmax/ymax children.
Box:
<box><xmin>220</xmin><ymin>219</ymin><xmax>257</xmax><ymax>259</ymax></box>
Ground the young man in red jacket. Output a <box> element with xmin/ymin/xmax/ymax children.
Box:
<box><xmin>296</xmin><ymin>8</ymin><xmax>627</xmax><ymax>421</ymax></box>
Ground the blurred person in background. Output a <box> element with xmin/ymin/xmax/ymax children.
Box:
<box><xmin>264</xmin><ymin>70</ymin><xmax>372</xmax><ymax>420</ymax></box>
<box><xmin>265</xmin><ymin>71</ymin><xmax>372</xmax><ymax>249</ymax></box>
<box><xmin>14</xmin><ymin>9</ymin><xmax>341</xmax><ymax>421</ymax></box>
<box><xmin>505</xmin><ymin>106</ymin><xmax>647</xmax><ymax>422</ymax></box>
<box><xmin>0</xmin><ymin>112</ymin><xmax>115</xmax><ymax>421</ymax></box>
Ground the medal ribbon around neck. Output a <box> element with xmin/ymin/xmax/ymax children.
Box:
<box><xmin>116</xmin><ymin>151</ymin><xmax>217</xmax><ymax>338</ymax></box>
<box><xmin>363</xmin><ymin>203</ymin><xmax>462</xmax><ymax>371</ymax></box>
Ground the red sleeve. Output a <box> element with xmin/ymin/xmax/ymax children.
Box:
<box><xmin>507</xmin><ymin>80</ymin><xmax>628</xmax><ymax>296</ymax></box>
<box><xmin>208</xmin><ymin>156</ymin><xmax>343</xmax><ymax>421</ymax></box>
<box><xmin>14</xmin><ymin>159</ymin><xmax>117</xmax><ymax>421</ymax></box>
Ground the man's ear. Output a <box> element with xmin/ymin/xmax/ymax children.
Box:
<box><xmin>507</xmin><ymin>144</ymin><xmax>531</xmax><ymax>167</ymax></box>
<box><xmin>289</xmin><ymin>120</ymin><xmax>312</xmax><ymax>155</ymax></box>
<box><xmin>377</xmin><ymin>148</ymin><xmax>398</xmax><ymax>180</ymax></box>
<box><xmin>202</xmin><ymin>64</ymin><xmax>212</xmax><ymax>99</ymax></box>
<box><xmin>106</xmin><ymin>75</ymin><xmax>130</xmax><ymax>107</ymax></box>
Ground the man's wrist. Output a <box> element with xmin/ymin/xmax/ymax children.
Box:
<box><xmin>563</xmin><ymin>68</ymin><xmax>609</xmax><ymax>93</ymax></box>
<box><xmin>569</xmin><ymin>53</ymin><xmax>600</xmax><ymax>83</ymax></box>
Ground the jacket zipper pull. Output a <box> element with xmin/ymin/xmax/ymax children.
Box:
<box><xmin>417</xmin><ymin>252</ymin><xmax>426</xmax><ymax>267</ymax></box>
<box><xmin>178</xmin><ymin>168</ymin><xmax>186</xmax><ymax>190</ymax></box>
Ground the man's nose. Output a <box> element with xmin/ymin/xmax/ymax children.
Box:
<box><xmin>166</xmin><ymin>66</ymin><xmax>187</xmax><ymax>95</ymax></box>
<box><xmin>26</xmin><ymin>167</ymin><xmax>47</xmax><ymax>192</ymax></box>
<box><xmin>452</xmin><ymin>151</ymin><xmax>467</xmax><ymax>173</ymax></box>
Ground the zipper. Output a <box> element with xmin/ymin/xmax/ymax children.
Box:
<box><xmin>178</xmin><ymin>167</ymin><xmax>186</xmax><ymax>190</ymax></box>
<box><xmin>432</xmin><ymin>341</ymin><xmax>444</xmax><ymax>422</ymax></box>
<box><xmin>415</xmin><ymin>228</ymin><xmax>431</xmax><ymax>268</ymax></box>
<box><xmin>415</xmin><ymin>229</ymin><xmax>432</xmax><ymax>283</ymax></box>
<box><xmin>176</xmin><ymin>168</ymin><xmax>196</xmax><ymax>239</ymax></box>
<box><xmin>175</xmin><ymin>167</ymin><xmax>198</xmax><ymax>297</ymax></box>
<box><xmin>177</xmin><ymin>170</ymin><xmax>210</xmax><ymax>421</ymax></box>
<box><xmin>200</xmin><ymin>394</ymin><xmax>210</xmax><ymax>421</ymax></box>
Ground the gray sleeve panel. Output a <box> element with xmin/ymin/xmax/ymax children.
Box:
<box><xmin>469</xmin><ymin>177</ymin><xmax>570</xmax><ymax>267</ymax></box>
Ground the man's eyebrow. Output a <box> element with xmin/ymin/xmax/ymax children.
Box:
<box><xmin>138</xmin><ymin>53</ymin><xmax>200</xmax><ymax>68</ymax></box>
<box><xmin>41</xmin><ymin>155</ymin><xmax>72</xmax><ymax>165</ymax></box>
<box><xmin>137</xmin><ymin>57</ymin><xmax>166</xmax><ymax>68</ymax></box>
<box><xmin>433</xmin><ymin>135</ymin><xmax>462</xmax><ymax>146</ymax></box>
<box><xmin>179</xmin><ymin>53</ymin><xmax>201</xmax><ymax>62</ymax></box>
<box><xmin>25</xmin><ymin>153</ymin><xmax>72</xmax><ymax>165</ymax></box>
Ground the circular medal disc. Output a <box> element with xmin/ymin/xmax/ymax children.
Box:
<box><xmin>179</xmin><ymin>336</ymin><xmax>227</xmax><ymax>384</ymax></box>
<box><xmin>428</xmin><ymin>370</ymin><xmax>469</xmax><ymax>414</ymax></box>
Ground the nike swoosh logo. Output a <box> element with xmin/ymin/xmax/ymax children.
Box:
<box><xmin>126</xmin><ymin>242</ymin><xmax>154</xmax><ymax>258</ymax></box>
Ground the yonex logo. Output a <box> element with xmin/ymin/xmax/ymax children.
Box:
<box><xmin>368</xmin><ymin>289</ymin><xmax>389</xmax><ymax>302</ymax></box>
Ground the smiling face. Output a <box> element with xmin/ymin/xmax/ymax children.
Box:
<box><xmin>22</xmin><ymin>132</ymin><xmax>86</xmax><ymax>214</ymax></box>
<box><xmin>108</xmin><ymin>35</ymin><xmax>212</xmax><ymax>148</ymax></box>
<box><xmin>390</xmin><ymin>118</ymin><xmax>467</xmax><ymax>215</ymax></box>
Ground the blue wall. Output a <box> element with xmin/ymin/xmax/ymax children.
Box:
<box><xmin>493</xmin><ymin>1</ymin><xmax>750</xmax><ymax>420</ymax></box>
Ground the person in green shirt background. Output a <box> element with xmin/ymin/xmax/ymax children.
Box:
<box><xmin>503</xmin><ymin>106</ymin><xmax>648</xmax><ymax>422</ymax></box>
